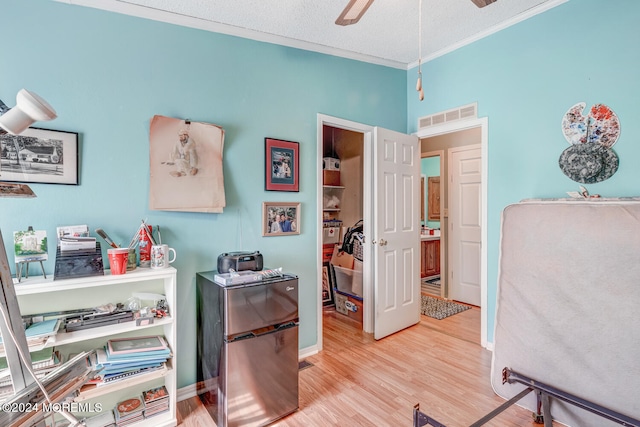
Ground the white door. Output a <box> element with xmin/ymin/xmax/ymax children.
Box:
<box><xmin>449</xmin><ymin>145</ymin><xmax>482</xmax><ymax>306</ymax></box>
<box><xmin>373</xmin><ymin>127</ymin><xmax>420</xmax><ymax>340</ymax></box>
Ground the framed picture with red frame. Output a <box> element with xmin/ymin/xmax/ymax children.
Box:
<box><xmin>265</xmin><ymin>137</ymin><xmax>299</xmax><ymax>192</ymax></box>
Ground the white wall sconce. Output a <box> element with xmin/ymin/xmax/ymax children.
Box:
<box><xmin>0</xmin><ymin>89</ymin><xmax>57</xmax><ymax>135</ymax></box>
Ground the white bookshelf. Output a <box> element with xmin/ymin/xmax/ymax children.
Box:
<box><xmin>13</xmin><ymin>267</ymin><xmax>178</xmax><ymax>427</ymax></box>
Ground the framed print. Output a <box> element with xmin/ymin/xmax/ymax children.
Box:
<box><xmin>14</xmin><ymin>229</ymin><xmax>48</xmax><ymax>262</ymax></box>
<box><xmin>263</xmin><ymin>202</ymin><xmax>300</xmax><ymax>236</ymax></box>
<box><xmin>107</xmin><ymin>335</ymin><xmax>168</xmax><ymax>355</ymax></box>
<box><xmin>0</xmin><ymin>127</ymin><xmax>78</xmax><ymax>185</ymax></box>
<box><xmin>149</xmin><ymin>115</ymin><xmax>226</xmax><ymax>213</ymax></box>
<box><xmin>265</xmin><ymin>138</ymin><xmax>299</xmax><ymax>192</ymax></box>
<box><xmin>322</xmin><ymin>263</ymin><xmax>334</xmax><ymax>306</ymax></box>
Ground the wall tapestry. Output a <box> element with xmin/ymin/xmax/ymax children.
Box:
<box><xmin>149</xmin><ymin>115</ymin><xmax>225</xmax><ymax>213</ymax></box>
<box><xmin>559</xmin><ymin>103</ymin><xmax>620</xmax><ymax>184</ymax></box>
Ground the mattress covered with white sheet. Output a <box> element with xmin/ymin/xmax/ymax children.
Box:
<box><xmin>491</xmin><ymin>198</ymin><xmax>640</xmax><ymax>426</ymax></box>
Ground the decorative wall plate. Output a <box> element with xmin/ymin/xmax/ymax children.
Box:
<box><xmin>558</xmin><ymin>143</ymin><xmax>619</xmax><ymax>184</ymax></box>
<box><xmin>561</xmin><ymin>102</ymin><xmax>620</xmax><ymax>147</ymax></box>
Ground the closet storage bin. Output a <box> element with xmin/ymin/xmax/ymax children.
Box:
<box><xmin>332</xmin><ymin>264</ymin><xmax>362</xmax><ymax>298</ymax></box>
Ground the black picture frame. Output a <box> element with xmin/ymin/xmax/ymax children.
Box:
<box><xmin>322</xmin><ymin>263</ymin><xmax>334</xmax><ymax>306</ymax></box>
<box><xmin>0</xmin><ymin>127</ymin><xmax>79</xmax><ymax>185</ymax></box>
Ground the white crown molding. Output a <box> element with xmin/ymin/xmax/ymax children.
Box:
<box><xmin>54</xmin><ymin>0</ymin><xmax>407</xmax><ymax>69</ymax></box>
<box><xmin>54</xmin><ymin>0</ymin><xmax>568</xmax><ymax>71</ymax></box>
<box><xmin>407</xmin><ymin>0</ymin><xmax>569</xmax><ymax>69</ymax></box>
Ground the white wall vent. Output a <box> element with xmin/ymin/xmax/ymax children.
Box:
<box><xmin>418</xmin><ymin>102</ymin><xmax>477</xmax><ymax>130</ymax></box>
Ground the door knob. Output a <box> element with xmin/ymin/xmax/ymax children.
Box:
<box><xmin>379</xmin><ymin>239</ymin><xmax>387</xmax><ymax>246</ymax></box>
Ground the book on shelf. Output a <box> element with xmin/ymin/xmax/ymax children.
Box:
<box><xmin>0</xmin><ymin>319</ymin><xmax>60</xmax><ymax>353</ymax></box>
<box><xmin>106</xmin><ymin>335</ymin><xmax>170</xmax><ymax>358</ymax></box>
<box><xmin>142</xmin><ymin>385</ymin><xmax>170</xmax><ymax>418</ymax></box>
<box><xmin>101</xmin><ymin>363</ymin><xmax>166</xmax><ymax>386</ymax></box>
<box><xmin>93</xmin><ymin>348</ymin><xmax>170</xmax><ymax>370</ymax></box>
<box><xmin>0</xmin><ymin>320</ymin><xmax>60</xmax><ymax>355</ymax></box>
<box><xmin>114</xmin><ymin>394</ymin><xmax>145</xmax><ymax>426</ymax></box>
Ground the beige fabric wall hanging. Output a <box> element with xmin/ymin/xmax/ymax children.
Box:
<box><xmin>149</xmin><ymin>115</ymin><xmax>225</xmax><ymax>213</ymax></box>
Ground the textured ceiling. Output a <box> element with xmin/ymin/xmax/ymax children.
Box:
<box><xmin>61</xmin><ymin>0</ymin><xmax>565</xmax><ymax>69</ymax></box>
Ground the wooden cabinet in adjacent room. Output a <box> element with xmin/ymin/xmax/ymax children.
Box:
<box><xmin>421</xmin><ymin>238</ymin><xmax>440</xmax><ymax>278</ymax></box>
<box><xmin>427</xmin><ymin>176</ymin><xmax>440</xmax><ymax>221</ymax></box>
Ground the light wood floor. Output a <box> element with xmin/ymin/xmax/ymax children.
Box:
<box><xmin>178</xmin><ymin>300</ymin><xmax>555</xmax><ymax>426</ymax></box>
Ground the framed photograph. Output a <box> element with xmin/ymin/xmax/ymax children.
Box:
<box><xmin>262</xmin><ymin>202</ymin><xmax>300</xmax><ymax>236</ymax></box>
<box><xmin>322</xmin><ymin>263</ymin><xmax>334</xmax><ymax>306</ymax></box>
<box><xmin>107</xmin><ymin>335</ymin><xmax>168</xmax><ymax>355</ymax></box>
<box><xmin>0</xmin><ymin>127</ymin><xmax>78</xmax><ymax>185</ymax></box>
<box><xmin>265</xmin><ymin>138</ymin><xmax>299</xmax><ymax>192</ymax></box>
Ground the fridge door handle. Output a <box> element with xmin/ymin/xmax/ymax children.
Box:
<box><xmin>227</xmin><ymin>320</ymin><xmax>299</xmax><ymax>341</ymax></box>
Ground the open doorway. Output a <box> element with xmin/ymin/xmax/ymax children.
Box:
<box><xmin>420</xmin><ymin>151</ymin><xmax>444</xmax><ymax>298</ymax></box>
<box><xmin>320</xmin><ymin>124</ymin><xmax>365</xmax><ymax>332</ymax></box>
<box><xmin>316</xmin><ymin>114</ymin><xmax>423</xmax><ymax>349</ymax></box>
<box><xmin>316</xmin><ymin>115</ymin><xmax>373</xmax><ymax>353</ymax></box>
<box><xmin>417</xmin><ymin>118</ymin><xmax>488</xmax><ymax>348</ymax></box>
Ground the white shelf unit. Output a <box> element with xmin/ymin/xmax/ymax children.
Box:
<box><xmin>13</xmin><ymin>267</ymin><xmax>178</xmax><ymax>427</ymax></box>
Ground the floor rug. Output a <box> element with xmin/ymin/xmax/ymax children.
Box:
<box><xmin>420</xmin><ymin>295</ymin><xmax>470</xmax><ymax>320</ymax></box>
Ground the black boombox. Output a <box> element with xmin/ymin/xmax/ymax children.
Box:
<box><xmin>217</xmin><ymin>251</ymin><xmax>263</xmax><ymax>273</ymax></box>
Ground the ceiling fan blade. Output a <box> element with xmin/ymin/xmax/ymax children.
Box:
<box><xmin>335</xmin><ymin>0</ymin><xmax>375</xmax><ymax>26</ymax></box>
<box><xmin>470</xmin><ymin>0</ymin><xmax>498</xmax><ymax>8</ymax></box>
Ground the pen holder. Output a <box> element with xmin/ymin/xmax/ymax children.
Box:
<box><xmin>127</xmin><ymin>248</ymin><xmax>137</xmax><ymax>271</ymax></box>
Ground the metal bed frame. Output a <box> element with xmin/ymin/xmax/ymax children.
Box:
<box><xmin>413</xmin><ymin>368</ymin><xmax>640</xmax><ymax>427</ymax></box>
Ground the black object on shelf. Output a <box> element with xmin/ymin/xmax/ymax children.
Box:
<box><xmin>54</xmin><ymin>242</ymin><xmax>104</xmax><ymax>280</ymax></box>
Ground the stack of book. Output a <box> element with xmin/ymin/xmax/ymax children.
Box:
<box><xmin>0</xmin><ymin>318</ymin><xmax>61</xmax><ymax>353</ymax></box>
<box><xmin>86</xmin><ymin>336</ymin><xmax>171</xmax><ymax>388</ymax></box>
<box><xmin>142</xmin><ymin>385</ymin><xmax>170</xmax><ymax>418</ymax></box>
<box><xmin>114</xmin><ymin>395</ymin><xmax>145</xmax><ymax>426</ymax></box>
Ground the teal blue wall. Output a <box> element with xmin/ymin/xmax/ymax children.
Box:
<box><xmin>2</xmin><ymin>0</ymin><xmax>406</xmax><ymax>388</ymax></box>
<box><xmin>420</xmin><ymin>157</ymin><xmax>440</xmax><ymax>228</ymax></box>
<box><xmin>6</xmin><ymin>0</ymin><xmax>638</xmax><ymax>387</ymax></box>
<box><xmin>408</xmin><ymin>0</ymin><xmax>640</xmax><ymax>342</ymax></box>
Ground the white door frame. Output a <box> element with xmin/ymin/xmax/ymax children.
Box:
<box><xmin>316</xmin><ymin>114</ymin><xmax>374</xmax><ymax>352</ymax></box>
<box><xmin>415</xmin><ymin>117</ymin><xmax>489</xmax><ymax>349</ymax></box>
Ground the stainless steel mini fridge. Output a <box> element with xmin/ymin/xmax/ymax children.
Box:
<box><xmin>196</xmin><ymin>271</ymin><xmax>299</xmax><ymax>427</ymax></box>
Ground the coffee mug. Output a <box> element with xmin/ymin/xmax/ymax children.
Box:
<box><xmin>108</xmin><ymin>248</ymin><xmax>130</xmax><ymax>275</ymax></box>
<box><xmin>150</xmin><ymin>244</ymin><xmax>176</xmax><ymax>269</ymax></box>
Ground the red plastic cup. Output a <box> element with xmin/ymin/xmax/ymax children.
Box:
<box><xmin>108</xmin><ymin>248</ymin><xmax>129</xmax><ymax>275</ymax></box>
